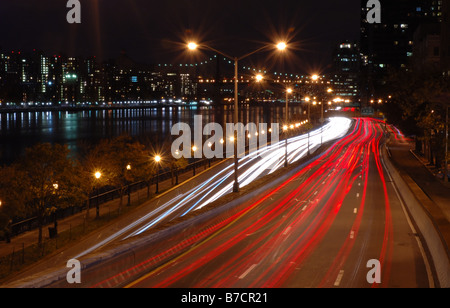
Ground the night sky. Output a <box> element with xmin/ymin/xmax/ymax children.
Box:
<box><xmin>0</xmin><ymin>0</ymin><xmax>360</xmax><ymax>73</ymax></box>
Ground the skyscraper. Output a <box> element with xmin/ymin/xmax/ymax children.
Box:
<box><xmin>360</xmin><ymin>0</ymin><xmax>443</xmax><ymax>102</ymax></box>
<box><xmin>330</xmin><ymin>41</ymin><xmax>361</xmax><ymax>101</ymax></box>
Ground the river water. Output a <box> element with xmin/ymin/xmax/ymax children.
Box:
<box><xmin>0</xmin><ymin>105</ymin><xmax>305</xmax><ymax>165</ymax></box>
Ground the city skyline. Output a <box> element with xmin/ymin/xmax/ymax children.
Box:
<box><xmin>0</xmin><ymin>0</ymin><xmax>361</xmax><ymax>72</ymax></box>
<box><xmin>0</xmin><ymin>0</ymin><xmax>449</xmax><ymax>291</ymax></box>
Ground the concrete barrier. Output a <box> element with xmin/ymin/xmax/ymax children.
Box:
<box><xmin>382</xmin><ymin>144</ymin><xmax>450</xmax><ymax>288</ymax></box>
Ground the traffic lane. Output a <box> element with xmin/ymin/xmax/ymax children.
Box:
<box><xmin>126</xmin><ymin>120</ymin><xmax>366</xmax><ymax>288</ymax></box>
<box><xmin>283</xmin><ymin>127</ymin><xmax>372</xmax><ymax>288</ymax></box>
<box><xmin>300</xmin><ymin>122</ymin><xmax>431</xmax><ymax>288</ymax></box>
<box><xmin>126</xmin><ymin>164</ymin><xmax>342</xmax><ymax>288</ymax></box>
<box><xmin>120</xmin><ymin>118</ymin><xmax>353</xmax><ymax>240</ymax></box>
<box><xmin>126</xmin><ymin>119</ymin><xmax>431</xmax><ymax>288</ymax></box>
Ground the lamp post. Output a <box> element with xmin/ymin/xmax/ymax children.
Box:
<box><xmin>192</xmin><ymin>145</ymin><xmax>198</xmax><ymax>176</ymax></box>
<box><xmin>155</xmin><ymin>155</ymin><xmax>161</xmax><ymax>194</ymax></box>
<box><xmin>126</xmin><ymin>164</ymin><xmax>132</xmax><ymax>206</ymax></box>
<box><xmin>324</xmin><ymin>88</ymin><xmax>333</xmax><ymax>124</ymax></box>
<box><xmin>94</xmin><ymin>171</ymin><xmax>102</xmax><ymax>219</ymax></box>
<box><xmin>207</xmin><ymin>142</ymin><xmax>212</xmax><ymax>168</ymax></box>
<box><xmin>285</xmin><ymin>87</ymin><xmax>293</xmax><ymax>167</ymax></box>
<box><xmin>305</xmin><ymin>97</ymin><xmax>311</xmax><ymax>123</ymax></box>
<box><xmin>188</xmin><ymin>41</ymin><xmax>288</xmax><ymax>192</ymax></box>
<box><xmin>256</xmin><ymin>74</ymin><xmax>293</xmax><ymax>168</ymax></box>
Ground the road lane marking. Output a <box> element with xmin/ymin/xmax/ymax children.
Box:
<box><xmin>283</xmin><ymin>226</ymin><xmax>292</xmax><ymax>236</ymax></box>
<box><xmin>239</xmin><ymin>264</ymin><xmax>258</xmax><ymax>279</ymax></box>
<box><xmin>334</xmin><ymin>270</ymin><xmax>345</xmax><ymax>287</ymax></box>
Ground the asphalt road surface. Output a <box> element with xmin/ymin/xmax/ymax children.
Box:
<box><xmin>125</xmin><ymin>118</ymin><xmax>433</xmax><ymax>288</ymax></box>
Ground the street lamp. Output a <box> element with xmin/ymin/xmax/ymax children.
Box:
<box><xmin>188</xmin><ymin>40</ymin><xmax>288</xmax><ymax>192</ymax></box>
<box><xmin>126</xmin><ymin>164</ymin><xmax>132</xmax><ymax>206</ymax></box>
<box><xmin>277</xmin><ymin>42</ymin><xmax>287</xmax><ymax>51</ymax></box>
<box><xmin>207</xmin><ymin>142</ymin><xmax>212</xmax><ymax>168</ymax></box>
<box><xmin>187</xmin><ymin>42</ymin><xmax>198</xmax><ymax>50</ymax></box>
<box><xmin>256</xmin><ymin>73</ymin><xmax>293</xmax><ymax>168</ymax></box>
<box><xmin>154</xmin><ymin>155</ymin><xmax>162</xmax><ymax>194</ymax></box>
<box><xmin>323</xmin><ymin>88</ymin><xmax>333</xmax><ymax>123</ymax></box>
<box><xmin>192</xmin><ymin>146</ymin><xmax>198</xmax><ymax>176</ymax></box>
<box><xmin>305</xmin><ymin>96</ymin><xmax>311</xmax><ymax>122</ymax></box>
<box><xmin>285</xmin><ymin>87</ymin><xmax>293</xmax><ymax>167</ymax></box>
<box><xmin>94</xmin><ymin>171</ymin><xmax>102</xmax><ymax>219</ymax></box>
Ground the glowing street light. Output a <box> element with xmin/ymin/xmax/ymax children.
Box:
<box><xmin>94</xmin><ymin>171</ymin><xmax>102</xmax><ymax>219</ymax></box>
<box><xmin>187</xmin><ymin>40</ymin><xmax>288</xmax><ymax>192</ymax></box>
<box><xmin>154</xmin><ymin>155</ymin><xmax>162</xmax><ymax>194</ymax></box>
<box><xmin>187</xmin><ymin>42</ymin><xmax>198</xmax><ymax>50</ymax></box>
<box><xmin>277</xmin><ymin>42</ymin><xmax>287</xmax><ymax>51</ymax></box>
<box><xmin>285</xmin><ymin>87</ymin><xmax>293</xmax><ymax>167</ymax></box>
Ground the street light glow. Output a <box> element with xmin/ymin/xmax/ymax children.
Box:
<box><xmin>187</xmin><ymin>42</ymin><xmax>198</xmax><ymax>50</ymax></box>
<box><xmin>277</xmin><ymin>42</ymin><xmax>287</xmax><ymax>51</ymax></box>
<box><xmin>155</xmin><ymin>155</ymin><xmax>161</xmax><ymax>163</ymax></box>
<box><xmin>256</xmin><ymin>74</ymin><xmax>264</xmax><ymax>82</ymax></box>
<box><xmin>95</xmin><ymin>171</ymin><xmax>102</xmax><ymax>179</ymax></box>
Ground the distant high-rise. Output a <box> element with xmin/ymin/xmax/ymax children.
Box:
<box><xmin>360</xmin><ymin>0</ymin><xmax>443</xmax><ymax>102</ymax></box>
<box><xmin>330</xmin><ymin>41</ymin><xmax>361</xmax><ymax>101</ymax></box>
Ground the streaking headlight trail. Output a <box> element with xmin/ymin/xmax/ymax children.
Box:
<box><xmin>128</xmin><ymin>117</ymin><xmax>352</xmax><ymax>238</ymax></box>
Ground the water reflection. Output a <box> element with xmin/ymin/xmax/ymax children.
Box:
<box><xmin>0</xmin><ymin>105</ymin><xmax>303</xmax><ymax>165</ymax></box>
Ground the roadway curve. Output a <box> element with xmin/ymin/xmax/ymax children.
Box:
<box><xmin>125</xmin><ymin>118</ymin><xmax>432</xmax><ymax>288</ymax></box>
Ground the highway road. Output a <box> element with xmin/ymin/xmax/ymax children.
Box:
<box><xmin>125</xmin><ymin>118</ymin><xmax>433</xmax><ymax>288</ymax></box>
<box><xmin>3</xmin><ymin>117</ymin><xmax>353</xmax><ymax>287</ymax></box>
<box><xmin>71</xmin><ymin>117</ymin><xmax>352</xmax><ymax>258</ymax></box>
